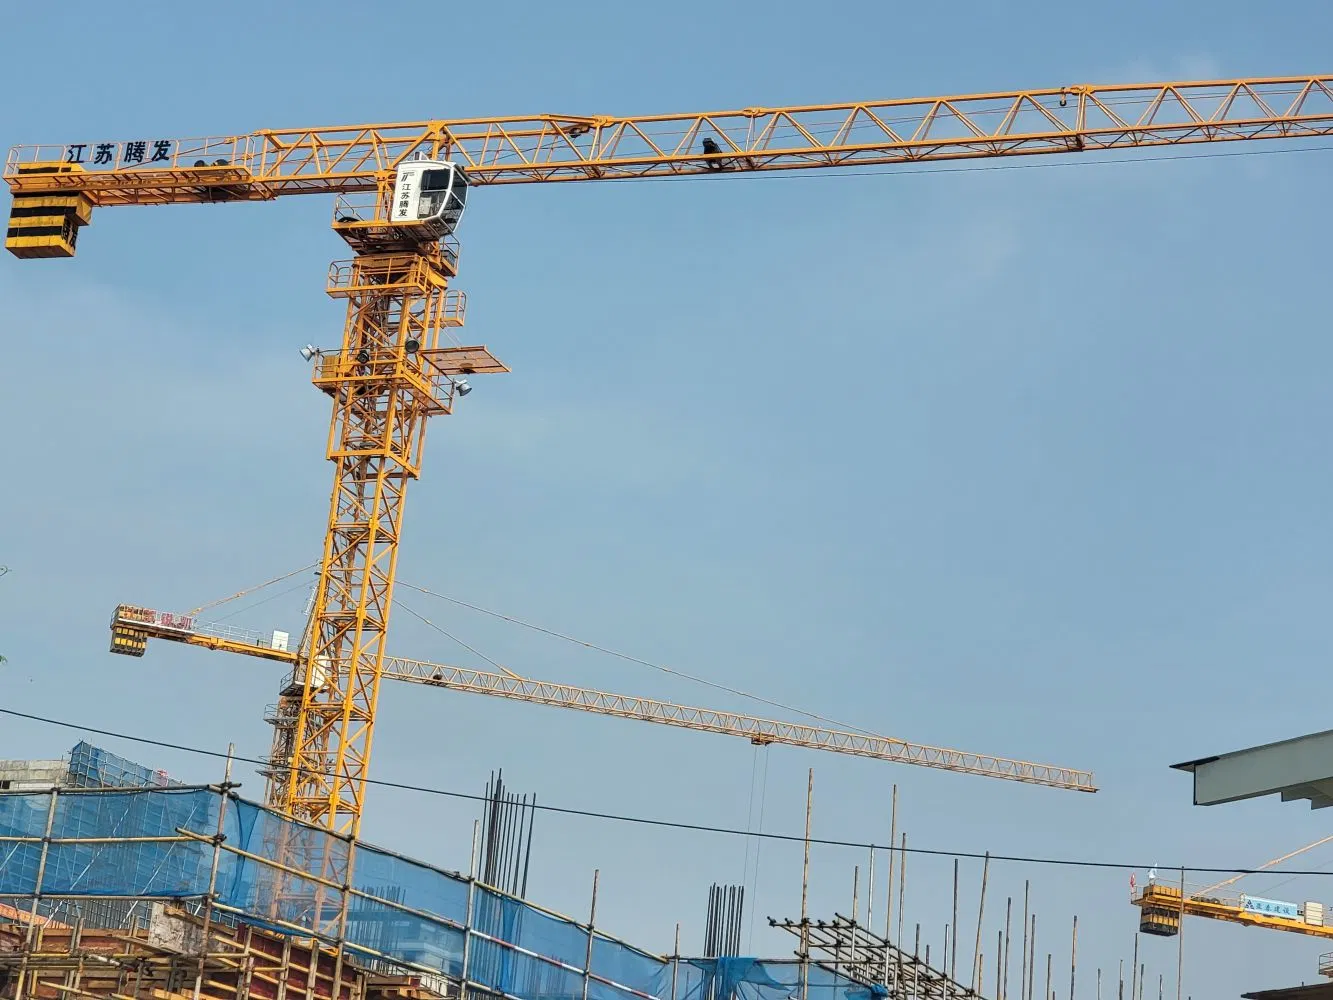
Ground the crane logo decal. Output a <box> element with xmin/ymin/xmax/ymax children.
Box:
<box><xmin>64</xmin><ymin>140</ymin><xmax>174</xmax><ymax>167</ymax></box>
<box><xmin>1239</xmin><ymin>895</ymin><xmax>1300</xmax><ymax>919</ymax></box>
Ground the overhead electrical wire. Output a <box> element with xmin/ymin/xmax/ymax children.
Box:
<box><xmin>2</xmin><ymin>704</ymin><xmax>1328</xmax><ymax>878</ymax></box>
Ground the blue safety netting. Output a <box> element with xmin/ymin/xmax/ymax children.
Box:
<box><xmin>65</xmin><ymin>741</ymin><xmax>182</xmax><ymax>789</ymax></box>
<box><xmin>674</xmin><ymin>960</ymin><xmax>876</xmax><ymax>1000</ymax></box>
<box><xmin>0</xmin><ymin>784</ymin><xmax>871</xmax><ymax>1000</ymax></box>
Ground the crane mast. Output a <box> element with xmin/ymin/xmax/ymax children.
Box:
<box><xmin>265</xmin><ymin>172</ymin><xmax>506</xmax><ymax>836</ymax></box>
<box><xmin>14</xmin><ymin>73</ymin><xmax>1331</xmax><ymax>835</ymax></box>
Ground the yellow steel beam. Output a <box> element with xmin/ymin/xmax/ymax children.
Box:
<box><xmin>7</xmin><ymin>77</ymin><xmax>1333</xmax><ymax>207</ymax></box>
<box><xmin>110</xmin><ymin>605</ymin><xmax>298</xmax><ymax>664</ymax></box>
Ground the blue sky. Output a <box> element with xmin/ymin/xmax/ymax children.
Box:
<box><xmin>3</xmin><ymin>1</ymin><xmax>1333</xmax><ymax>996</ymax></box>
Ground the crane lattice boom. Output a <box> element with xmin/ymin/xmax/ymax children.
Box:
<box><xmin>108</xmin><ymin>604</ymin><xmax>1095</xmax><ymax>792</ymax></box>
<box><xmin>6</xmin><ymin>76</ymin><xmax>1333</xmax><ymax>206</ymax></box>
<box><xmin>385</xmin><ymin>658</ymin><xmax>1094</xmax><ymax>791</ymax></box>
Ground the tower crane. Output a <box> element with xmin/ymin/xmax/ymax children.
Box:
<box><xmin>1132</xmin><ymin>839</ymin><xmax>1333</xmax><ymax>947</ymax></box>
<box><xmin>107</xmin><ymin>602</ymin><xmax>1095</xmax><ymax>790</ymax></box>
<box><xmin>9</xmin><ymin>75</ymin><xmax>1333</xmax><ymax>837</ymax></box>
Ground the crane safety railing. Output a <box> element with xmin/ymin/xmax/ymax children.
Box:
<box><xmin>5</xmin><ymin>135</ymin><xmax>255</xmax><ymax>175</ymax></box>
<box><xmin>325</xmin><ymin>260</ymin><xmax>467</xmax><ymax>321</ymax></box>
<box><xmin>1133</xmin><ymin>878</ymin><xmax>1333</xmax><ymax>928</ymax></box>
<box><xmin>195</xmin><ymin>620</ymin><xmax>293</xmax><ymax>653</ymax></box>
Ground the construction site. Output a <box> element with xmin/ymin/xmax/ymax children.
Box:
<box><xmin>4</xmin><ymin>15</ymin><xmax>1333</xmax><ymax>1000</ymax></box>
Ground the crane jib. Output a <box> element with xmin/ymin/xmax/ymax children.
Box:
<box><xmin>34</xmin><ymin>72</ymin><xmax>1333</xmax><ymax>830</ymax></box>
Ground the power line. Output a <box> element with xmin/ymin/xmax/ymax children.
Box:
<box><xmin>2</xmin><ymin>704</ymin><xmax>1328</xmax><ymax>878</ymax></box>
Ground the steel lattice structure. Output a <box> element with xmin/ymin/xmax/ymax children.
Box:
<box><xmin>18</xmin><ymin>73</ymin><xmax>1328</xmax><ymax>833</ymax></box>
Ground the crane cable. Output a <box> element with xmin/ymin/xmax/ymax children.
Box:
<box><xmin>398</xmin><ymin>581</ymin><xmax>882</xmax><ymax>738</ymax></box>
<box><xmin>397</xmin><ymin>601</ymin><xmax>521</xmax><ymax>679</ymax></box>
<box><xmin>184</xmin><ymin>570</ymin><xmax>877</xmax><ymax>737</ymax></box>
<box><xmin>186</xmin><ymin>563</ymin><xmax>318</xmax><ymax>617</ymax></box>
<box><xmin>1195</xmin><ymin>834</ymin><xmax>1333</xmax><ymax>899</ymax></box>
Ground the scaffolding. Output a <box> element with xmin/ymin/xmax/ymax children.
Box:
<box><xmin>770</xmin><ymin>916</ymin><xmax>978</xmax><ymax>1000</ymax></box>
<box><xmin>0</xmin><ymin>782</ymin><xmax>876</xmax><ymax>1000</ymax></box>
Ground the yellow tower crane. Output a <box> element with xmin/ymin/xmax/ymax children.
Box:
<box><xmin>9</xmin><ymin>75</ymin><xmax>1333</xmax><ymax>837</ymax></box>
<box><xmin>1132</xmin><ymin>839</ymin><xmax>1333</xmax><ymax>943</ymax></box>
<box><xmin>107</xmin><ymin>602</ymin><xmax>1094</xmax><ymax>789</ymax></box>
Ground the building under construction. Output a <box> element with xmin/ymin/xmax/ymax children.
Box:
<box><xmin>0</xmin><ymin>743</ymin><xmax>987</xmax><ymax>1000</ymax></box>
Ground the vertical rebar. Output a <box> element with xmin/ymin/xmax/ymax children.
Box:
<box><xmin>1045</xmin><ymin>953</ymin><xmax>1052</xmax><ymax>1000</ymax></box>
<box><xmin>800</xmin><ymin>769</ymin><xmax>813</xmax><ymax>1000</ymax></box>
<box><xmin>951</xmin><ymin>859</ymin><xmax>960</xmax><ymax>989</ymax></box>
<box><xmin>897</xmin><ymin>833</ymin><xmax>908</xmax><ymax>989</ymax></box>
<box><xmin>728</xmin><ymin>885</ymin><xmax>734</xmax><ymax>955</ymax></box>
<box><xmin>471</xmin><ymin>819</ymin><xmax>481</xmax><ymax>879</ymax></box>
<box><xmin>713</xmin><ymin>885</ymin><xmax>719</xmax><ymax>955</ymax></box>
<box><xmin>885</xmin><ymin>784</ymin><xmax>898</xmax><ymax>944</ymax></box>
<box><xmin>997</xmin><ymin>929</ymin><xmax>1003</xmax><ymax>999</ymax></box>
<box><xmin>705</xmin><ymin>885</ymin><xmax>714</xmax><ymax>956</ymax></box>
<box><xmin>1069</xmin><ymin>916</ymin><xmax>1077</xmax><ymax>1000</ymax></box>
<box><xmin>1028</xmin><ymin>915</ymin><xmax>1036</xmax><ymax>1000</ymax></box>
<box><xmin>1020</xmin><ymin>883</ymin><xmax>1030</xmax><ymax>1000</ymax></box>
<box><xmin>851</xmin><ymin>865</ymin><xmax>860</xmax><ymax>964</ymax></box>
<box><xmin>973</xmin><ymin>852</ymin><xmax>990</xmax><ymax>992</ymax></box>
<box><xmin>1003</xmin><ymin>896</ymin><xmax>1012</xmax><ymax>1000</ymax></box>
<box><xmin>1118</xmin><ymin>960</ymin><xmax>1124</xmax><ymax>1000</ymax></box>
<box><xmin>914</xmin><ymin>924</ymin><xmax>921</xmax><ymax>1000</ymax></box>
<box><xmin>1130</xmin><ymin>934</ymin><xmax>1139</xmax><ymax>1000</ymax></box>
<box><xmin>911</xmin><ymin>928</ymin><xmax>922</xmax><ymax>1000</ymax></box>
<box><xmin>1176</xmin><ymin>868</ymin><xmax>1185</xmax><ymax>1000</ymax></box>
<box><xmin>736</xmin><ymin>886</ymin><xmax>745</xmax><ymax>955</ymax></box>
<box><xmin>522</xmin><ymin>792</ymin><xmax>536</xmax><ymax>897</ymax></box>
<box><xmin>496</xmin><ymin>787</ymin><xmax>509</xmax><ymax>889</ymax></box>
<box><xmin>512</xmin><ymin>793</ymin><xmax>526</xmax><ymax>893</ymax></box>
<box><xmin>867</xmin><ymin>845</ymin><xmax>876</xmax><ymax>956</ymax></box>
<box><xmin>942</xmin><ymin>928</ymin><xmax>949</xmax><ymax>999</ymax></box>
<box><xmin>582</xmin><ymin>870</ymin><xmax>599</xmax><ymax>1000</ymax></box>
